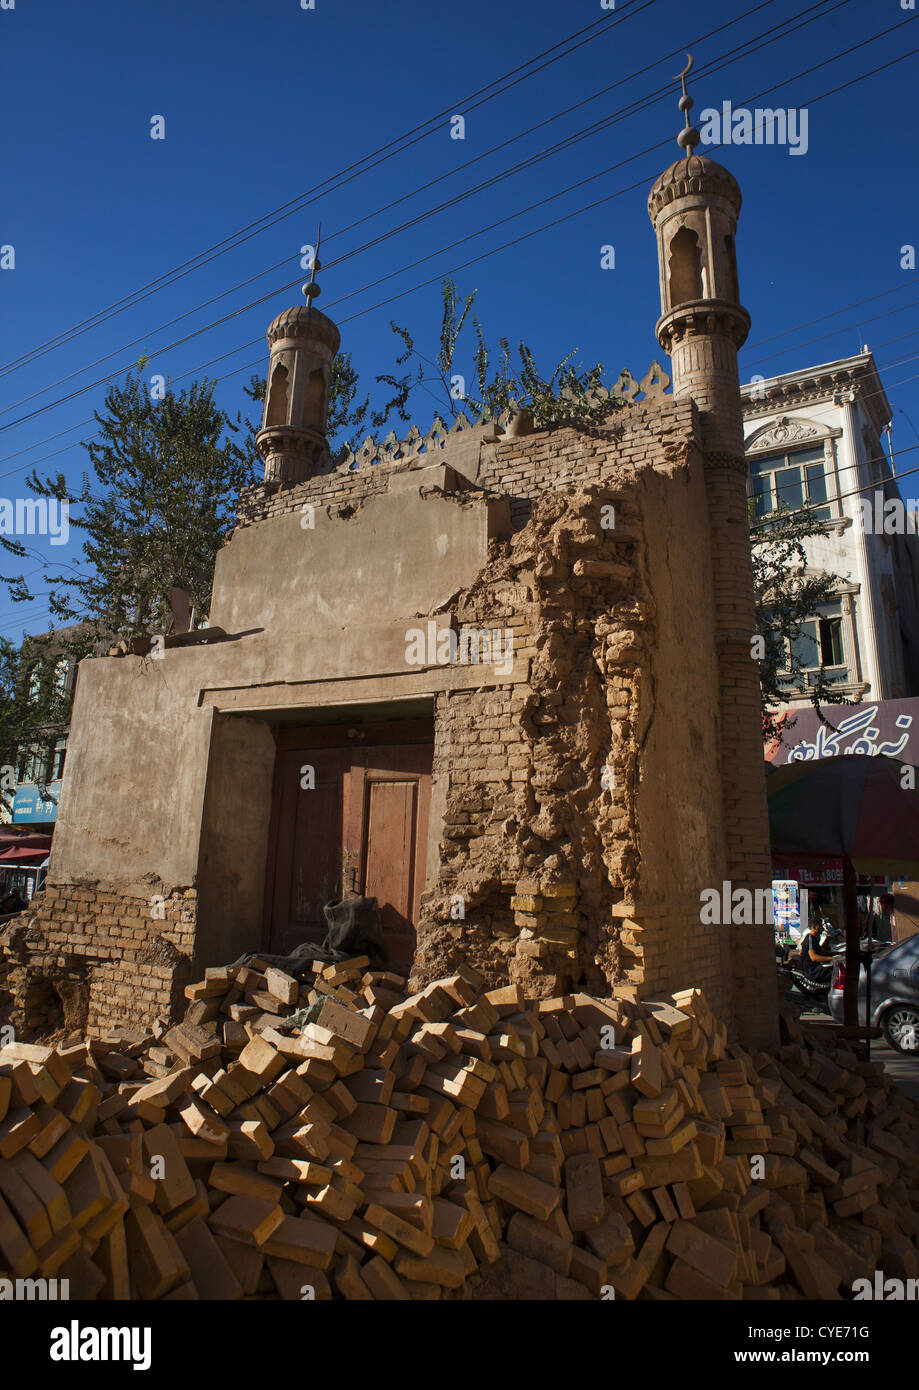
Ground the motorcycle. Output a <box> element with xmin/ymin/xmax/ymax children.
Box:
<box><xmin>776</xmin><ymin>917</ymin><xmax>844</xmax><ymax>1012</ymax></box>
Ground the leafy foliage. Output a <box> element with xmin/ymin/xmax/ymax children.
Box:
<box><xmin>377</xmin><ymin>279</ymin><xmax>623</xmax><ymax>429</ymax></box>
<box><xmin>0</xmin><ymin>630</ymin><xmax>91</xmax><ymax>815</ymax></box>
<box><xmin>14</xmin><ymin>373</ymin><xmax>258</xmax><ymax>643</ymax></box>
<box><xmin>751</xmin><ymin>504</ymin><xmax>843</xmax><ymax>743</ymax></box>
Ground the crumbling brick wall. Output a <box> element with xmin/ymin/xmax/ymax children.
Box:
<box><xmin>24</xmin><ymin>389</ymin><xmax>766</xmax><ymax>1038</ymax></box>
<box><xmin>228</xmin><ymin>393</ymin><xmax>740</xmax><ymax>1026</ymax></box>
<box><xmin>412</xmin><ymin>481</ymin><xmax>647</xmax><ymax>999</ymax></box>
<box><xmin>404</xmin><ymin>402</ymin><xmax>737</xmax><ymax>1025</ymax></box>
<box><xmin>0</xmin><ymin>884</ymin><xmax>195</xmax><ymax>1038</ymax></box>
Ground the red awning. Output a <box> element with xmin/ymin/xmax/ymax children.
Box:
<box><xmin>0</xmin><ymin>832</ymin><xmax>51</xmax><ymax>863</ymax></box>
<box><xmin>0</xmin><ymin>830</ymin><xmax>52</xmax><ymax>850</ymax></box>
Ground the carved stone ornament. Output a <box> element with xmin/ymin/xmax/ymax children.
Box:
<box><xmin>746</xmin><ymin>415</ymin><xmax>824</xmax><ymax>452</ymax></box>
<box><xmin>331</xmin><ymin>364</ymin><xmax>672</xmax><ymax>471</ymax></box>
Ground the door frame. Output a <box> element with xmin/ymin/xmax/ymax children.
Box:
<box><xmin>261</xmin><ymin>718</ymin><xmax>435</xmax><ymax>953</ymax></box>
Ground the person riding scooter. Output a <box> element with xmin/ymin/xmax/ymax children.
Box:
<box><xmin>796</xmin><ymin>922</ymin><xmax>838</xmax><ymax>986</ymax></box>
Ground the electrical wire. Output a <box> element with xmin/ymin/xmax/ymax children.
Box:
<box><xmin>4</xmin><ymin>9</ymin><xmax>912</xmax><ymax>440</ymax></box>
<box><xmin>0</xmin><ymin>0</ymin><xmax>841</xmax><ymax>419</ymax></box>
<box><xmin>0</xmin><ymin>2</ymin><xmax>652</xmax><ymax>381</ymax></box>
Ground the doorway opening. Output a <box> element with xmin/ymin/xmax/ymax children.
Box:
<box><xmin>263</xmin><ymin>717</ymin><xmax>434</xmax><ymax>975</ymax></box>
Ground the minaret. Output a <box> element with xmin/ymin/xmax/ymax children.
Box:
<box><xmin>648</xmin><ymin>57</ymin><xmax>776</xmax><ymax>1046</ymax></box>
<box><xmin>256</xmin><ymin>233</ymin><xmax>340</xmax><ymax>484</ymax></box>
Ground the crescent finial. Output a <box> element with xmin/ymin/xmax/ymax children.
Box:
<box><xmin>674</xmin><ymin>52</ymin><xmax>700</xmax><ymax>158</ymax></box>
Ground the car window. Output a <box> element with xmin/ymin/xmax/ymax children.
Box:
<box><xmin>887</xmin><ymin>935</ymin><xmax>919</xmax><ymax>964</ymax></box>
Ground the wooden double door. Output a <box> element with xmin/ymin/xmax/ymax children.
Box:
<box><xmin>264</xmin><ymin>721</ymin><xmax>433</xmax><ymax>973</ymax></box>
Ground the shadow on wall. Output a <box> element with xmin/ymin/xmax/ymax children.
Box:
<box><xmin>18</xmin><ymin>972</ymin><xmax>88</xmax><ymax>1041</ymax></box>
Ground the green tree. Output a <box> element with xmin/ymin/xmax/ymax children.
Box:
<box><xmin>751</xmin><ymin>505</ymin><xmax>843</xmax><ymax>743</ymax></box>
<box><xmin>0</xmin><ymin>630</ymin><xmax>90</xmax><ymax>817</ymax></box>
<box><xmin>13</xmin><ymin>373</ymin><xmax>260</xmax><ymax>643</ymax></box>
<box><xmin>377</xmin><ymin>279</ymin><xmax>623</xmax><ymax>429</ymax></box>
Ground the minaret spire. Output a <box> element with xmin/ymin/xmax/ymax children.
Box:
<box><xmin>675</xmin><ymin>53</ymin><xmax>701</xmax><ymax>160</ymax></box>
<box><xmin>302</xmin><ymin>222</ymin><xmax>322</xmax><ymax>315</ymax></box>
<box><xmin>648</xmin><ymin>71</ymin><xmax>776</xmax><ymax>1046</ymax></box>
<box><xmin>256</xmin><ymin>220</ymin><xmax>341</xmax><ymax>485</ymax></box>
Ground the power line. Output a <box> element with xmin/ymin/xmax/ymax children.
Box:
<box><xmin>0</xmin><ymin>3</ymin><xmax>649</xmax><ymax>382</ymax></box>
<box><xmin>744</xmin><ymin>279</ymin><xmax>918</xmax><ymax>351</ymax></box>
<box><xmin>7</xmin><ymin>262</ymin><xmax>915</xmax><ymax>481</ymax></box>
<box><xmin>744</xmin><ymin>295</ymin><xmax>919</xmax><ymax>370</ymax></box>
<box><xmin>0</xmin><ymin>0</ymin><xmax>837</xmax><ymax>420</ymax></box>
<box><xmin>0</xmin><ymin>11</ymin><xmax>915</xmax><ymax>507</ymax></box>
<box><xmin>3</xmin><ymin>4</ymin><xmax>904</xmax><ymax>439</ymax></box>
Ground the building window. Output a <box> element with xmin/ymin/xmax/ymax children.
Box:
<box><xmin>17</xmin><ymin>745</ymin><xmax>46</xmax><ymax>784</ymax></box>
<box><xmin>774</xmin><ymin>599</ymin><xmax>848</xmax><ymax>689</ymax></box>
<box><xmin>27</xmin><ymin>664</ymin><xmax>43</xmax><ymax>703</ymax></box>
<box><xmin>51</xmin><ymin>738</ymin><xmax>67</xmax><ymax>781</ymax></box>
<box><xmin>749</xmin><ymin>445</ymin><xmax>830</xmax><ymax>521</ymax></box>
<box><xmin>53</xmin><ymin>658</ymin><xmax>70</xmax><ymax>697</ymax></box>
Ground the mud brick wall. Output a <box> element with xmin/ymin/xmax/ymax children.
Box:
<box><xmin>0</xmin><ymin>884</ymin><xmax>196</xmax><ymax>1039</ymax></box>
<box><xmin>235</xmin><ymin>457</ymin><xmax>390</xmax><ymax>529</ymax></box>
<box><xmin>235</xmin><ymin>394</ymin><xmax>749</xmax><ymax>1030</ymax></box>
<box><xmin>406</xmin><ymin>401</ymin><xmax>739</xmax><ymax>1026</ymax></box>
<box><xmin>233</xmin><ymin>399</ymin><xmax>693</xmax><ymax>538</ymax></box>
<box><xmin>411</xmin><ymin>482</ymin><xmax>648</xmax><ymax>1001</ymax></box>
<box><xmin>25</xmin><ymin>392</ymin><xmax>768</xmax><ymax>1039</ymax></box>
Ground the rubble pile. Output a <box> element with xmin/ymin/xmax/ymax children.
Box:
<box><xmin>1</xmin><ymin>954</ymin><xmax>918</xmax><ymax>1300</ymax></box>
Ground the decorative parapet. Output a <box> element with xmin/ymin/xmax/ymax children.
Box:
<box><xmin>332</xmin><ymin>363</ymin><xmax>672</xmax><ymax>473</ymax></box>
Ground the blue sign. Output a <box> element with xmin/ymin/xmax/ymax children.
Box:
<box><xmin>13</xmin><ymin>782</ymin><xmax>62</xmax><ymax>823</ymax></box>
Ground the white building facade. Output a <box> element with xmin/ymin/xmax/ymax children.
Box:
<box><xmin>742</xmin><ymin>352</ymin><xmax>919</xmax><ymax>709</ymax></box>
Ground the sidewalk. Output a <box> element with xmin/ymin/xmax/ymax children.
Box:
<box><xmin>873</xmin><ymin>1037</ymin><xmax>919</xmax><ymax>1103</ymax></box>
<box><xmin>798</xmin><ymin>1008</ymin><xmax>919</xmax><ymax>1103</ymax></box>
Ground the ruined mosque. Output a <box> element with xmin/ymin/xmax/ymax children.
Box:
<box><xmin>2</xmin><ymin>67</ymin><xmax>778</xmax><ymax>1048</ymax></box>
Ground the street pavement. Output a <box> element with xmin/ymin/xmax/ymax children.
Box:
<box><xmin>872</xmin><ymin>1037</ymin><xmax>919</xmax><ymax>1103</ymax></box>
<box><xmin>799</xmin><ymin>1008</ymin><xmax>919</xmax><ymax>1102</ymax></box>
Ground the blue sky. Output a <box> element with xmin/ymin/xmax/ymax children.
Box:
<box><xmin>1</xmin><ymin>0</ymin><xmax>917</xmax><ymax>644</ymax></box>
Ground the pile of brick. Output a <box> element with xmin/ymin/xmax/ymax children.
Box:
<box><xmin>1</xmin><ymin>954</ymin><xmax>918</xmax><ymax>1300</ymax></box>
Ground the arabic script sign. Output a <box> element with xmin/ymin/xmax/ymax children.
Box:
<box><xmin>766</xmin><ymin>697</ymin><xmax>919</xmax><ymax>766</ymax></box>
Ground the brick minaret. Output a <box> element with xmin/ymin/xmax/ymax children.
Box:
<box><xmin>256</xmin><ymin>237</ymin><xmax>341</xmax><ymax>484</ymax></box>
<box><xmin>648</xmin><ymin>57</ymin><xmax>776</xmax><ymax>1045</ymax></box>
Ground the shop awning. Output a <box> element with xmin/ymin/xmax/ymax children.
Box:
<box><xmin>0</xmin><ymin>833</ymin><xmax>52</xmax><ymax>864</ymax></box>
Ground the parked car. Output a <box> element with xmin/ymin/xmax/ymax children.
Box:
<box><xmin>828</xmin><ymin>934</ymin><xmax>919</xmax><ymax>1053</ymax></box>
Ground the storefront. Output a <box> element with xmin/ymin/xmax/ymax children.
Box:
<box><xmin>0</xmin><ymin>830</ymin><xmax>52</xmax><ymax>905</ymax></box>
<box><xmin>771</xmin><ymin>856</ymin><xmax>893</xmax><ymax>945</ymax></box>
<box><xmin>765</xmin><ymin>696</ymin><xmax>919</xmax><ymax>767</ymax></box>
<box><xmin>766</xmin><ymin>696</ymin><xmax>919</xmax><ymax>944</ymax></box>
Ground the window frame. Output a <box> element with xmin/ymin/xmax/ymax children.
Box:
<box><xmin>749</xmin><ymin>443</ymin><xmax>832</xmax><ymax>522</ymax></box>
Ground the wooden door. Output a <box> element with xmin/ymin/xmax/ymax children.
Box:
<box><xmin>264</xmin><ymin>723</ymin><xmax>433</xmax><ymax>971</ymax></box>
<box><xmin>345</xmin><ymin>743</ymin><xmax>432</xmax><ymax>975</ymax></box>
<box><xmin>264</xmin><ymin>743</ymin><xmax>348</xmax><ymax>957</ymax></box>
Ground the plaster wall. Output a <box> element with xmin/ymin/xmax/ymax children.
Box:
<box><xmin>49</xmin><ymin>485</ymin><xmax>501</xmax><ymax>895</ymax></box>
<box><xmin>209</xmin><ymin>486</ymin><xmax>504</xmax><ymax>636</ymax></box>
<box><xmin>195</xmin><ymin>713</ymin><xmax>277</xmax><ymax>969</ymax></box>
